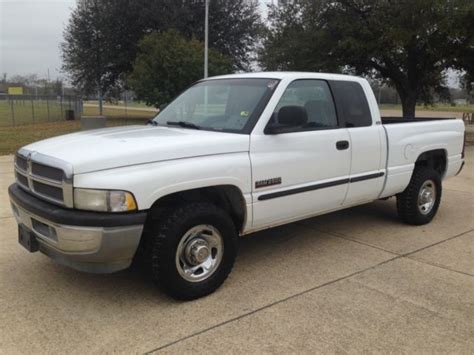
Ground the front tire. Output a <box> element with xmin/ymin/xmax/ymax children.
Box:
<box><xmin>149</xmin><ymin>202</ymin><xmax>238</xmax><ymax>300</ymax></box>
<box><xmin>396</xmin><ymin>166</ymin><xmax>442</xmax><ymax>225</ymax></box>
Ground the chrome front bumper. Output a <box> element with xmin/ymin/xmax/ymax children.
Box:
<box><xmin>9</xmin><ymin>184</ymin><xmax>147</xmax><ymax>273</ymax></box>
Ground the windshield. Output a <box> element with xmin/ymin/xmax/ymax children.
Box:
<box><xmin>152</xmin><ymin>78</ymin><xmax>280</xmax><ymax>134</ymax></box>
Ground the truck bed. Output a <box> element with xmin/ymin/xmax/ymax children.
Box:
<box><xmin>379</xmin><ymin>117</ymin><xmax>465</xmax><ymax>199</ymax></box>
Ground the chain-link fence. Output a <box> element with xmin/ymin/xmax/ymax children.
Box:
<box><xmin>0</xmin><ymin>95</ymin><xmax>83</xmax><ymax>127</ymax></box>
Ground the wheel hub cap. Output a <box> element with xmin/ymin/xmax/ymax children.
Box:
<box><xmin>175</xmin><ymin>225</ymin><xmax>224</xmax><ymax>282</ymax></box>
<box><xmin>186</xmin><ymin>239</ymin><xmax>210</xmax><ymax>265</ymax></box>
<box><xmin>417</xmin><ymin>180</ymin><xmax>436</xmax><ymax>215</ymax></box>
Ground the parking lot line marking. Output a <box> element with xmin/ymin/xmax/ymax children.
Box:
<box><xmin>144</xmin><ymin>227</ymin><xmax>473</xmax><ymax>353</ymax></box>
<box><xmin>144</xmin><ymin>255</ymin><xmax>402</xmax><ymax>354</ymax></box>
<box><xmin>405</xmin><ymin>256</ymin><xmax>474</xmax><ymax>278</ymax></box>
<box><xmin>400</xmin><ymin>229</ymin><xmax>474</xmax><ymax>258</ymax></box>
<box><xmin>321</xmin><ymin>226</ymin><xmax>474</xmax><ymax>277</ymax></box>
<box><xmin>298</xmin><ymin>223</ymin><xmax>399</xmax><ymax>256</ymax></box>
<box><xmin>146</xmin><ymin>226</ymin><xmax>473</xmax><ymax>354</ymax></box>
<box><xmin>300</xmin><ymin>223</ymin><xmax>473</xmax><ymax>262</ymax></box>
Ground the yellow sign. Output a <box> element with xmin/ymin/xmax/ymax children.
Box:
<box><xmin>8</xmin><ymin>87</ymin><xmax>23</xmax><ymax>95</ymax></box>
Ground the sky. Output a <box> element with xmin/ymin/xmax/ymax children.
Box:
<box><xmin>0</xmin><ymin>0</ymin><xmax>272</xmax><ymax>81</ymax></box>
<box><xmin>0</xmin><ymin>0</ymin><xmax>76</xmax><ymax>80</ymax></box>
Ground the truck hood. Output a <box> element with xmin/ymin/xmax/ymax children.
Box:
<box><xmin>23</xmin><ymin>125</ymin><xmax>250</xmax><ymax>174</ymax></box>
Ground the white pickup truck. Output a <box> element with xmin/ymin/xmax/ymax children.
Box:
<box><xmin>9</xmin><ymin>72</ymin><xmax>466</xmax><ymax>299</ymax></box>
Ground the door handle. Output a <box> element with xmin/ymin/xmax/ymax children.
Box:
<box><xmin>336</xmin><ymin>140</ymin><xmax>350</xmax><ymax>150</ymax></box>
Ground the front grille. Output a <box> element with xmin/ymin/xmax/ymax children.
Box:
<box><xmin>15</xmin><ymin>171</ymin><xmax>29</xmax><ymax>187</ymax></box>
<box><xmin>32</xmin><ymin>163</ymin><xmax>64</xmax><ymax>181</ymax></box>
<box><xmin>32</xmin><ymin>181</ymin><xmax>64</xmax><ymax>201</ymax></box>
<box><xmin>14</xmin><ymin>150</ymin><xmax>73</xmax><ymax>207</ymax></box>
<box><xmin>16</xmin><ymin>155</ymin><xmax>28</xmax><ymax>171</ymax></box>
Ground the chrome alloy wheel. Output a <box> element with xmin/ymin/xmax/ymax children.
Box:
<box><xmin>175</xmin><ymin>225</ymin><xmax>224</xmax><ymax>282</ymax></box>
<box><xmin>417</xmin><ymin>180</ymin><xmax>436</xmax><ymax>215</ymax></box>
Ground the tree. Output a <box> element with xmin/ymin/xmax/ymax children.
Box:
<box><xmin>61</xmin><ymin>0</ymin><xmax>116</xmax><ymax>114</ymax></box>
<box><xmin>7</xmin><ymin>74</ymin><xmax>39</xmax><ymax>87</ymax></box>
<box><xmin>105</xmin><ymin>0</ymin><xmax>262</xmax><ymax>71</ymax></box>
<box><xmin>451</xmin><ymin>4</ymin><xmax>474</xmax><ymax>101</ymax></box>
<box><xmin>62</xmin><ymin>0</ymin><xmax>262</xmax><ymax>99</ymax></box>
<box><xmin>51</xmin><ymin>79</ymin><xmax>64</xmax><ymax>97</ymax></box>
<box><xmin>182</xmin><ymin>0</ymin><xmax>263</xmax><ymax>71</ymax></box>
<box><xmin>261</xmin><ymin>0</ymin><xmax>474</xmax><ymax>117</ymax></box>
<box><xmin>259</xmin><ymin>3</ymin><xmax>337</xmax><ymax>73</ymax></box>
<box><xmin>128</xmin><ymin>30</ymin><xmax>232</xmax><ymax>107</ymax></box>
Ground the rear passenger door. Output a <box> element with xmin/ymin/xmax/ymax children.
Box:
<box><xmin>329</xmin><ymin>81</ymin><xmax>386</xmax><ymax>205</ymax></box>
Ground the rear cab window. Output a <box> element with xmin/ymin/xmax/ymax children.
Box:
<box><xmin>329</xmin><ymin>81</ymin><xmax>372</xmax><ymax>128</ymax></box>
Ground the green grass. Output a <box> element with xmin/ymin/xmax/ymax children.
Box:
<box><xmin>82</xmin><ymin>105</ymin><xmax>156</xmax><ymax>119</ymax></box>
<box><xmin>0</xmin><ymin>99</ymin><xmax>71</xmax><ymax>126</ymax></box>
<box><xmin>84</xmin><ymin>100</ymin><xmax>153</xmax><ymax>109</ymax></box>
<box><xmin>0</xmin><ymin>99</ymin><xmax>156</xmax><ymax>127</ymax></box>
<box><xmin>0</xmin><ymin>121</ymin><xmax>81</xmax><ymax>155</ymax></box>
<box><xmin>380</xmin><ymin>104</ymin><xmax>474</xmax><ymax>113</ymax></box>
<box><xmin>0</xmin><ymin>99</ymin><xmax>156</xmax><ymax>155</ymax></box>
<box><xmin>0</xmin><ymin>117</ymin><xmax>148</xmax><ymax>155</ymax></box>
<box><xmin>84</xmin><ymin>99</ymin><xmax>474</xmax><ymax>112</ymax></box>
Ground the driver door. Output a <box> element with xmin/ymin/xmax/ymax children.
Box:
<box><xmin>250</xmin><ymin>79</ymin><xmax>352</xmax><ymax>229</ymax></box>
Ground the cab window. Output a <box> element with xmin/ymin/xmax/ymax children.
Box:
<box><xmin>272</xmin><ymin>80</ymin><xmax>339</xmax><ymax>132</ymax></box>
<box><xmin>329</xmin><ymin>81</ymin><xmax>372</xmax><ymax>127</ymax></box>
<box><xmin>153</xmin><ymin>78</ymin><xmax>279</xmax><ymax>134</ymax></box>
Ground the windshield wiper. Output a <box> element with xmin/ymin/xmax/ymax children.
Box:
<box><xmin>147</xmin><ymin>119</ymin><xmax>158</xmax><ymax>126</ymax></box>
<box><xmin>166</xmin><ymin>121</ymin><xmax>201</xmax><ymax>130</ymax></box>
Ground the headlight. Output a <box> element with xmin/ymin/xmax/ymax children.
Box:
<box><xmin>74</xmin><ymin>189</ymin><xmax>137</xmax><ymax>212</ymax></box>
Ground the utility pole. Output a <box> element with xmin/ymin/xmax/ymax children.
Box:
<box><xmin>204</xmin><ymin>0</ymin><xmax>209</xmax><ymax>78</ymax></box>
<box><xmin>98</xmin><ymin>87</ymin><xmax>103</xmax><ymax>115</ymax></box>
<box><xmin>47</xmin><ymin>68</ymin><xmax>51</xmax><ymax>95</ymax></box>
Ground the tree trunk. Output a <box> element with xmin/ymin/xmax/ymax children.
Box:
<box><xmin>400</xmin><ymin>92</ymin><xmax>417</xmax><ymax>118</ymax></box>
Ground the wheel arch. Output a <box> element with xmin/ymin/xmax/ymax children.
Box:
<box><xmin>414</xmin><ymin>149</ymin><xmax>447</xmax><ymax>178</ymax></box>
<box><xmin>147</xmin><ymin>185</ymin><xmax>247</xmax><ymax>233</ymax></box>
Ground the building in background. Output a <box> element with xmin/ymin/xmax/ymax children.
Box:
<box><xmin>8</xmin><ymin>87</ymin><xmax>24</xmax><ymax>95</ymax></box>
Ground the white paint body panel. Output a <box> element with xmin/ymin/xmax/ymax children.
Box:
<box><xmin>343</xmin><ymin>80</ymin><xmax>386</xmax><ymax>204</ymax></box>
<box><xmin>379</xmin><ymin>119</ymin><xmax>465</xmax><ymax>198</ymax></box>
<box><xmin>74</xmin><ymin>152</ymin><xmax>253</xmax><ymax>227</ymax></box>
<box><xmin>250</xmin><ymin>129</ymin><xmax>351</xmax><ymax>229</ymax></box>
<box><xmin>19</xmin><ymin>72</ymin><xmax>465</xmax><ymax>235</ymax></box>
<box><xmin>23</xmin><ymin>125</ymin><xmax>250</xmax><ymax>174</ymax></box>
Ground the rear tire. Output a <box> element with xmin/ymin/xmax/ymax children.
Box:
<box><xmin>396</xmin><ymin>166</ymin><xmax>442</xmax><ymax>225</ymax></box>
<box><xmin>149</xmin><ymin>202</ymin><xmax>238</xmax><ymax>300</ymax></box>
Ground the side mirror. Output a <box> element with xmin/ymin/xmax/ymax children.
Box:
<box><xmin>264</xmin><ymin>106</ymin><xmax>308</xmax><ymax>134</ymax></box>
<box><xmin>264</xmin><ymin>125</ymin><xmax>284</xmax><ymax>135</ymax></box>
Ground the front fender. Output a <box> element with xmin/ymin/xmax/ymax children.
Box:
<box><xmin>73</xmin><ymin>152</ymin><xmax>253</xmax><ymax>210</ymax></box>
